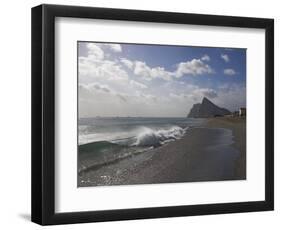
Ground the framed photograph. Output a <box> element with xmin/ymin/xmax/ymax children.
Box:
<box><xmin>31</xmin><ymin>4</ymin><xmax>274</xmax><ymax>225</ymax></box>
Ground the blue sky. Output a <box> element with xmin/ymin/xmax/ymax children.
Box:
<box><xmin>78</xmin><ymin>42</ymin><xmax>246</xmax><ymax>117</ymax></box>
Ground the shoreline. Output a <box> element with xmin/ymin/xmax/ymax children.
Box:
<box><xmin>78</xmin><ymin>117</ymin><xmax>246</xmax><ymax>187</ymax></box>
<box><xmin>205</xmin><ymin>117</ymin><xmax>246</xmax><ymax>179</ymax></box>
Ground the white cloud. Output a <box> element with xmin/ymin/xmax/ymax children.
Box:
<box><xmin>201</xmin><ymin>54</ymin><xmax>210</xmax><ymax>62</ymax></box>
<box><xmin>81</xmin><ymin>43</ymin><xmax>127</xmax><ymax>83</ymax></box>
<box><xmin>91</xmin><ymin>83</ymin><xmax>111</xmax><ymax>93</ymax></box>
<box><xmin>167</xmin><ymin>85</ymin><xmax>218</xmax><ymax>106</ymax></box>
<box><xmin>79</xmin><ymin>57</ymin><xmax>129</xmax><ymax>82</ymax></box>
<box><xmin>86</xmin><ymin>43</ymin><xmax>104</xmax><ymax>60</ymax></box>
<box><xmin>133</xmin><ymin>61</ymin><xmax>173</xmax><ymax>81</ymax></box>
<box><xmin>83</xmin><ymin>43</ymin><xmax>215</xmax><ymax>85</ymax></box>
<box><xmin>195</xmin><ymin>88</ymin><xmax>218</xmax><ymax>99</ymax></box>
<box><xmin>224</xmin><ymin>68</ymin><xmax>236</xmax><ymax>76</ymax></box>
<box><xmin>221</xmin><ymin>54</ymin><xmax>229</xmax><ymax>62</ymax></box>
<box><xmin>150</xmin><ymin>66</ymin><xmax>173</xmax><ymax>81</ymax></box>
<box><xmin>130</xmin><ymin>80</ymin><xmax>148</xmax><ymax>89</ymax></box>
<box><xmin>79</xmin><ymin>83</ymin><xmax>112</xmax><ymax>94</ymax></box>
<box><xmin>169</xmin><ymin>93</ymin><xmax>194</xmax><ymax>102</ymax></box>
<box><xmin>79</xmin><ymin>43</ymin><xmax>245</xmax><ymax>117</ymax></box>
<box><xmin>79</xmin><ymin>83</ymin><xmax>131</xmax><ymax>105</ymax></box>
<box><xmin>132</xmin><ymin>58</ymin><xmax>213</xmax><ymax>81</ymax></box>
<box><xmin>121</xmin><ymin>58</ymin><xmax>134</xmax><ymax>69</ymax></box>
<box><xmin>213</xmin><ymin>84</ymin><xmax>246</xmax><ymax>112</ymax></box>
<box><xmin>133</xmin><ymin>61</ymin><xmax>152</xmax><ymax>80</ymax></box>
<box><xmin>116</xmin><ymin>93</ymin><xmax>128</xmax><ymax>102</ymax></box>
<box><xmin>136</xmin><ymin>92</ymin><xmax>157</xmax><ymax>102</ymax></box>
<box><xmin>85</xmin><ymin>43</ymin><xmax>122</xmax><ymax>61</ymax></box>
<box><xmin>169</xmin><ymin>93</ymin><xmax>186</xmax><ymax>99</ymax></box>
<box><xmin>176</xmin><ymin>59</ymin><xmax>213</xmax><ymax>77</ymax></box>
<box><xmin>106</xmin><ymin>44</ymin><xmax>122</xmax><ymax>52</ymax></box>
<box><xmin>176</xmin><ymin>84</ymin><xmax>245</xmax><ymax>112</ymax></box>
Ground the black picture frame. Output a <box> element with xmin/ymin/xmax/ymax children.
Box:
<box><xmin>31</xmin><ymin>4</ymin><xmax>274</xmax><ymax>225</ymax></box>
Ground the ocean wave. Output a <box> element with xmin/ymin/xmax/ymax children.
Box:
<box><xmin>80</xmin><ymin>125</ymin><xmax>188</xmax><ymax>147</ymax></box>
<box><xmin>131</xmin><ymin>126</ymin><xmax>187</xmax><ymax>147</ymax></box>
<box><xmin>79</xmin><ymin>132</ymin><xmax>132</xmax><ymax>145</ymax></box>
<box><xmin>78</xmin><ymin>126</ymin><xmax>188</xmax><ymax>174</ymax></box>
<box><xmin>78</xmin><ymin>141</ymin><xmax>151</xmax><ymax>175</ymax></box>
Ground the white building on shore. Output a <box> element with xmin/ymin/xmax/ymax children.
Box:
<box><xmin>239</xmin><ymin>108</ymin><xmax>246</xmax><ymax>116</ymax></box>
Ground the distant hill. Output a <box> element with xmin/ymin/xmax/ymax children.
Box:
<box><xmin>187</xmin><ymin>97</ymin><xmax>231</xmax><ymax>118</ymax></box>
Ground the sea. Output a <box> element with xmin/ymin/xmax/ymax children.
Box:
<box><xmin>78</xmin><ymin>117</ymin><xmax>204</xmax><ymax>174</ymax></box>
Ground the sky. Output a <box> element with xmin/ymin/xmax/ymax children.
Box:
<box><xmin>78</xmin><ymin>41</ymin><xmax>246</xmax><ymax>118</ymax></box>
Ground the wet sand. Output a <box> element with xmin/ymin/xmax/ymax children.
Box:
<box><xmin>78</xmin><ymin>117</ymin><xmax>246</xmax><ymax>187</ymax></box>
<box><xmin>206</xmin><ymin>116</ymin><xmax>246</xmax><ymax>179</ymax></box>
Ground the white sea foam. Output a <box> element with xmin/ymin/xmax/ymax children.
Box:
<box><xmin>79</xmin><ymin>132</ymin><xmax>131</xmax><ymax>145</ymax></box>
<box><xmin>132</xmin><ymin>126</ymin><xmax>188</xmax><ymax>147</ymax></box>
<box><xmin>79</xmin><ymin>125</ymin><xmax>188</xmax><ymax>147</ymax></box>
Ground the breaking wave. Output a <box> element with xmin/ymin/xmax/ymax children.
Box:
<box><xmin>78</xmin><ymin>125</ymin><xmax>188</xmax><ymax>173</ymax></box>
<box><xmin>130</xmin><ymin>126</ymin><xmax>187</xmax><ymax>147</ymax></box>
